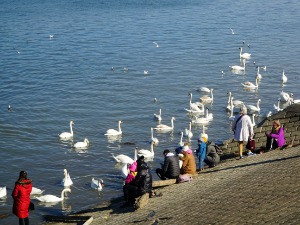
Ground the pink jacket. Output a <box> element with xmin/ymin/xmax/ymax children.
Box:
<box><xmin>268</xmin><ymin>126</ymin><xmax>285</xmax><ymax>147</ymax></box>
<box><xmin>125</xmin><ymin>172</ymin><xmax>137</xmax><ymax>184</ymax></box>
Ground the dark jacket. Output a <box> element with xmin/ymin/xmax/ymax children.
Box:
<box><xmin>162</xmin><ymin>153</ymin><xmax>180</xmax><ymax>179</ymax></box>
<box><xmin>12</xmin><ymin>179</ymin><xmax>32</xmax><ymax>218</ymax></box>
<box><xmin>204</xmin><ymin>142</ymin><xmax>220</xmax><ymax>167</ymax></box>
<box><xmin>134</xmin><ymin>162</ymin><xmax>152</xmax><ymax>196</ymax></box>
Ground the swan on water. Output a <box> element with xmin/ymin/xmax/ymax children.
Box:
<box><xmin>274</xmin><ymin>98</ymin><xmax>283</xmax><ymax>112</ymax></box>
<box><xmin>111</xmin><ymin>147</ymin><xmax>137</xmax><ymax>164</ymax></box>
<box><xmin>230</xmin><ymin>28</ymin><xmax>235</xmax><ymax>35</ymax></box>
<box><xmin>149</xmin><ymin>127</ymin><xmax>159</xmax><ymax>145</ymax></box>
<box><xmin>0</xmin><ymin>186</ymin><xmax>7</xmax><ymax>198</ymax></box>
<box><xmin>91</xmin><ymin>178</ymin><xmax>104</xmax><ymax>191</ymax></box>
<box><xmin>228</xmin><ymin>99</ymin><xmax>235</xmax><ymax>121</ymax></box>
<box><xmin>137</xmin><ymin>143</ymin><xmax>155</xmax><ymax>158</ymax></box>
<box><xmin>198</xmin><ymin>87</ymin><xmax>211</xmax><ymax>93</ymax></box>
<box><xmin>241</xmin><ymin>77</ymin><xmax>259</xmax><ymax>89</ymax></box>
<box><xmin>187</xmin><ymin>93</ymin><xmax>205</xmax><ymax>112</ymax></box>
<box><xmin>154</xmin><ymin>109</ymin><xmax>162</xmax><ymax>121</ymax></box>
<box><xmin>256</xmin><ymin>66</ymin><xmax>262</xmax><ymax>80</ymax></box>
<box><xmin>184</xmin><ymin>122</ymin><xmax>193</xmax><ymax>138</ymax></box>
<box><xmin>74</xmin><ymin>138</ymin><xmax>89</xmax><ymax>149</ymax></box>
<box><xmin>229</xmin><ymin>59</ymin><xmax>246</xmax><ymax>71</ymax></box>
<box><xmin>105</xmin><ymin>120</ymin><xmax>122</xmax><ymax>136</ymax></box>
<box><xmin>61</xmin><ymin>169</ymin><xmax>73</xmax><ymax>187</ymax></box>
<box><xmin>246</xmin><ymin>99</ymin><xmax>261</xmax><ymax>113</ymax></box>
<box><xmin>280</xmin><ymin>91</ymin><xmax>292</xmax><ymax>103</ymax></box>
<box><xmin>35</xmin><ymin>188</ymin><xmax>71</xmax><ymax>203</ymax></box>
<box><xmin>251</xmin><ymin>114</ymin><xmax>256</xmax><ymax>127</ymax></box>
<box><xmin>281</xmin><ymin>69</ymin><xmax>287</xmax><ymax>83</ymax></box>
<box><xmin>200</xmin><ymin>89</ymin><xmax>214</xmax><ymax>104</ymax></box>
<box><xmin>239</xmin><ymin>47</ymin><xmax>251</xmax><ymax>59</ymax></box>
<box><xmin>59</xmin><ymin>121</ymin><xmax>74</xmax><ymax>139</ymax></box>
<box><xmin>31</xmin><ymin>187</ymin><xmax>45</xmax><ymax>195</ymax></box>
<box><xmin>154</xmin><ymin>117</ymin><xmax>175</xmax><ymax>131</ymax></box>
<box><xmin>178</xmin><ymin>131</ymin><xmax>184</xmax><ymax>147</ymax></box>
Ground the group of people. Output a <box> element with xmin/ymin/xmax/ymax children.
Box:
<box><xmin>232</xmin><ymin>105</ymin><xmax>286</xmax><ymax>159</ymax></box>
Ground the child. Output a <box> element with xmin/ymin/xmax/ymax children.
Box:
<box><xmin>125</xmin><ymin>162</ymin><xmax>137</xmax><ymax>184</ymax></box>
<box><xmin>197</xmin><ymin>137</ymin><xmax>207</xmax><ymax>171</ymax></box>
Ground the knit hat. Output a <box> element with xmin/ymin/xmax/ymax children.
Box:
<box><xmin>199</xmin><ymin>133</ymin><xmax>208</xmax><ymax>143</ymax></box>
<box><xmin>183</xmin><ymin>145</ymin><xmax>190</xmax><ymax>151</ymax></box>
<box><xmin>128</xmin><ymin>162</ymin><xmax>137</xmax><ymax>172</ymax></box>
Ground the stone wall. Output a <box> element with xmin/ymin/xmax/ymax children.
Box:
<box><xmin>221</xmin><ymin>103</ymin><xmax>300</xmax><ymax>156</ymax></box>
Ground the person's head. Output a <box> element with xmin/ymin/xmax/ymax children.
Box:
<box><xmin>183</xmin><ymin>143</ymin><xmax>190</xmax><ymax>152</ymax></box>
<box><xmin>163</xmin><ymin>149</ymin><xmax>170</xmax><ymax>156</ymax></box>
<box><xmin>198</xmin><ymin>134</ymin><xmax>208</xmax><ymax>143</ymax></box>
<box><xmin>19</xmin><ymin>171</ymin><xmax>27</xmax><ymax>180</ymax></box>
<box><xmin>240</xmin><ymin>105</ymin><xmax>247</xmax><ymax>115</ymax></box>
<box><xmin>273</xmin><ymin>120</ymin><xmax>281</xmax><ymax>128</ymax></box>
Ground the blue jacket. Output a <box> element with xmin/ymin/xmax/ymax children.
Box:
<box><xmin>197</xmin><ymin>142</ymin><xmax>207</xmax><ymax>160</ymax></box>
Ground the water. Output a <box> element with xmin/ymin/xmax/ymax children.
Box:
<box><xmin>1</xmin><ymin>0</ymin><xmax>300</xmax><ymax>224</ymax></box>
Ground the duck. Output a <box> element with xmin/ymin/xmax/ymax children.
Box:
<box><xmin>154</xmin><ymin>117</ymin><xmax>175</xmax><ymax>131</ymax></box>
<box><xmin>200</xmin><ymin>89</ymin><xmax>214</xmax><ymax>104</ymax></box>
<box><xmin>0</xmin><ymin>186</ymin><xmax>7</xmax><ymax>198</ymax></box>
<box><xmin>256</xmin><ymin>66</ymin><xmax>262</xmax><ymax>80</ymax></box>
<box><xmin>229</xmin><ymin>59</ymin><xmax>246</xmax><ymax>71</ymax></box>
<box><xmin>153</xmin><ymin>109</ymin><xmax>162</xmax><ymax>121</ymax></box>
<box><xmin>35</xmin><ymin>188</ymin><xmax>71</xmax><ymax>203</ymax></box>
<box><xmin>137</xmin><ymin>143</ymin><xmax>155</xmax><ymax>158</ymax></box>
<box><xmin>31</xmin><ymin>187</ymin><xmax>45</xmax><ymax>195</ymax></box>
<box><xmin>281</xmin><ymin>69</ymin><xmax>287</xmax><ymax>83</ymax></box>
<box><xmin>184</xmin><ymin>122</ymin><xmax>193</xmax><ymax>138</ymax></box>
<box><xmin>241</xmin><ymin>77</ymin><xmax>259</xmax><ymax>89</ymax></box>
<box><xmin>239</xmin><ymin>47</ymin><xmax>251</xmax><ymax>59</ymax></box>
<box><xmin>246</xmin><ymin>99</ymin><xmax>261</xmax><ymax>113</ymax></box>
<box><xmin>149</xmin><ymin>127</ymin><xmax>159</xmax><ymax>145</ymax></box>
<box><xmin>91</xmin><ymin>178</ymin><xmax>104</xmax><ymax>191</ymax></box>
<box><xmin>59</xmin><ymin>121</ymin><xmax>74</xmax><ymax>139</ymax></box>
<box><xmin>105</xmin><ymin>120</ymin><xmax>122</xmax><ymax>136</ymax></box>
<box><xmin>74</xmin><ymin>138</ymin><xmax>89</xmax><ymax>149</ymax></box>
<box><xmin>111</xmin><ymin>147</ymin><xmax>137</xmax><ymax>164</ymax></box>
<box><xmin>61</xmin><ymin>169</ymin><xmax>73</xmax><ymax>187</ymax></box>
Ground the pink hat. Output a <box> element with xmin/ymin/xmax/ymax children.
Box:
<box><xmin>128</xmin><ymin>162</ymin><xmax>137</xmax><ymax>172</ymax></box>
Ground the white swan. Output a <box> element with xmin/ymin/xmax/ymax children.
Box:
<box><xmin>205</xmin><ymin>108</ymin><xmax>213</xmax><ymax>121</ymax></box>
<box><xmin>154</xmin><ymin>117</ymin><xmax>175</xmax><ymax>131</ymax></box>
<box><xmin>239</xmin><ymin>47</ymin><xmax>251</xmax><ymax>59</ymax></box>
<box><xmin>111</xmin><ymin>148</ymin><xmax>137</xmax><ymax>164</ymax></box>
<box><xmin>61</xmin><ymin>169</ymin><xmax>73</xmax><ymax>187</ymax></box>
<box><xmin>200</xmin><ymin>125</ymin><xmax>208</xmax><ymax>140</ymax></box>
<box><xmin>137</xmin><ymin>143</ymin><xmax>154</xmax><ymax>158</ymax></box>
<box><xmin>149</xmin><ymin>127</ymin><xmax>159</xmax><ymax>145</ymax></box>
<box><xmin>191</xmin><ymin>114</ymin><xmax>210</xmax><ymax>125</ymax></box>
<box><xmin>246</xmin><ymin>99</ymin><xmax>261</xmax><ymax>113</ymax></box>
<box><xmin>31</xmin><ymin>187</ymin><xmax>45</xmax><ymax>195</ymax></box>
<box><xmin>35</xmin><ymin>188</ymin><xmax>71</xmax><ymax>203</ymax></box>
<box><xmin>74</xmin><ymin>138</ymin><xmax>89</xmax><ymax>149</ymax></box>
<box><xmin>274</xmin><ymin>98</ymin><xmax>283</xmax><ymax>112</ymax></box>
<box><xmin>0</xmin><ymin>186</ymin><xmax>7</xmax><ymax>198</ymax></box>
<box><xmin>178</xmin><ymin>131</ymin><xmax>184</xmax><ymax>147</ymax></box>
<box><xmin>241</xmin><ymin>77</ymin><xmax>259</xmax><ymax>89</ymax></box>
<box><xmin>91</xmin><ymin>178</ymin><xmax>104</xmax><ymax>191</ymax></box>
<box><xmin>121</xmin><ymin>163</ymin><xmax>129</xmax><ymax>179</ymax></box>
<box><xmin>153</xmin><ymin>109</ymin><xmax>162</xmax><ymax>121</ymax></box>
<box><xmin>229</xmin><ymin>59</ymin><xmax>246</xmax><ymax>71</ymax></box>
<box><xmin>256</xmin><ymin>66</ymin><xmax>262</xmax><ymax>80</ymax></box>
<box><xmin>281</xmin><ymin>69</ymin><xmax>287</xmax><ymax>83</ymax></box>
<box><xmin>228</xmin><ymin>98</ymin><xmax>235</xmax><ymax>121</ymax></box>
<box><xmin>200</xmin><ymin>89</ymin><xmax>214</xmax><ymax>104</ymax></box>
<box><xmin>280</xmin><ymin>91</ymin><xmax>292</xmax><ymax>102</ymax></box>
<box><xmin>184</xmin><ymin>122</ymin><xmax>193</xmax><ymax>138</ymax></box>
<box><xmin>187</xmin><ymin>93</ymin><xmax>205</xmax><ymax>112</ymax></box>
<box><xmin>252</xmin><ymin>114</ymin><xmax>256</xmax><ymax>127</ymax></box>
<box><xmin>59</xmin><ymin>121</ymin><xmax>74</xmax><ymax>139</ymax></box>
<box><xmin>226</xmin><ymin>92</ymin><xmax>232</xmax><ymax>111</ymax></box>
<box><xmin>198</xmin><ymin>87</ymin><xmax>211</xmax><ymax>93</ymax></box>
<box><xmin>105</xmin><ymin>120</ymin><xmax>122</xmax><ymax>136</ymax></box>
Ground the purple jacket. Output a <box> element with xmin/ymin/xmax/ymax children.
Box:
<box><xmin>269</xmin><ymin>126</ymin><xmax>285</xmax><ymax>147</ymax></box>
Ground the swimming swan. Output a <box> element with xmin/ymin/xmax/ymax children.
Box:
<box><xmin>239</xmin><ymin>47</ymin><xmax>251</xmax><ymax>59</ymax></box>
<box><xmin>198</xmin><ymin>87</ymin><xmax>211</xmax><ymax>93</ymax></box>
<box><xmin>281</xmin><ymin>69</ymin><xmax>287</xmax><ymax>83</ymax></box>
<box><xmin>184</xmin><ymin>122</ymin><xmax>193</xmax><ymax>138</ymax></box>
<box><xmin>137</xmin><ymin>143</ymin><xmax>155</xmax><ymax>158</ymax></box>
<box><xmin>241</xmin><ymin>77</ymin><xmax>259</xmax><ymax>89</ymax></box>
<box><xmin>61</xmin><ymin>169</ymin><xmax>73</xmax><ymax>187</ymax></box>
<box><xmin>149</xmin><ymin>127</ymin><xmax>159</xmax><ymax>145</ymax></box>
<box><xmin>246</xmin><ymin>99</ymin><xmax>261</xmax><ymax>113</ymax></box>
<box><xmin>105</xmin><ymin>120</ymin><xmax>122</xmax><ymax>136</ymax></box>
<box><xmin>59</xmin><ymin>121</ymin><xmax>74</xmax><ymax>139</ymax></box>
<box><xmin>200</xmin><ymin>89</ymin><xmax>214</xmax><ymax>104</ymax></box>
<box><xmin>91</xmin><ymin>178</ymin><xmax>104</xmax><ymax>191</ymax></box>
<box><xmin>178</xmin><ymin>131</ymin><xmax>184</xmax><ymax>147</ymax></box>
<box><xmin>35</xmin><ymin>188</ymin><xmax>71</xmax><ymax>203</ymax></box>
<box><xmin>111</xmin><ymin>148</ymin><xmax>137</xmax><ymax>164</ymax></box>
<box><xmin>74</xmin><ymin>138</ymin><xmax>89</xmax><ymax>149</ymax></box>
<box><xmin>154</xmin><ymin>117</ymin><xmax>175</xmax><ymax>131</ymax></box>
<box><xmin>187</xmin><ymin>93</ymin><xmax>205</xmax><ymax>112</ymax></box>
<box><xmin>0</xmin><ymin>186</ymin><xmax>7</xmax><ymax>198</ymax></box>
<box><xmin>256</xmin><ymin>67</ymin><xmax>262</xmax><ymax>80</ymax></box>
<box><xmin>31</xmin><ymin>187</ymin><xmax>45</xmax><ymax>195</ymax></box>
<box><xmin>229</xmin><ymin>59</ymin><xmax>246</xmax><ymax>71</ymax></box>
<box><xmin>154</xmin><ymin>109</ymin><xmax>162</xmax><ymax>121</ymax></box>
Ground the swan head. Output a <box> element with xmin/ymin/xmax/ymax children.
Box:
<box><xmin>84</xmin><ymin>138</ymin><xmax>89</xmax><ymax>144</ymax></box>
<box><xmin>63</xmin><ymin>188</ymin><xmax>71</xmax><ymax>194</ymax></box>
<box><xmin>70</xmin><ymin>121</ymin><xmax>74</xmax><ymax>125</ymax></box>
<box><xmin>171</xmin><ymin>117</ymin><xmax>176</xmax><ymax>121</ymax></box>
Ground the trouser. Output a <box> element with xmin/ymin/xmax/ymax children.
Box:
<box><xmin>266</xmin><ymin>137</ymin><xmax>278</xmax><ymax>150</ymax></box>
<box><xmin>123</xmin><ymin>184</ymin><xmax>137</xmax><ymax>205</ymax></box>
<box><xmin>156</xmin><ymin>168</ymin><xmax>178</xmax><ymax>180</ymax></box>
<box><xmin>19</xmin><ymin>217</ymin><xmax>29</xmax><ymax>225</ymax></box>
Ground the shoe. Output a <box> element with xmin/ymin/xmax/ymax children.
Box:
<box><xmin>236</xmin><ymin>155</ymin><xmax>243</xmax><ymax>160</ymax></box>
<box><xmin>247</xmin><ymin>152</ymin><xmax>256</xmax><ymax>157</ymax></box>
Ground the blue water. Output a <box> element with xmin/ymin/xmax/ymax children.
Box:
<box><xmin>1</xmin><ymin>0</ymin><xmax>300</xmax><ymax>224</ymax></box>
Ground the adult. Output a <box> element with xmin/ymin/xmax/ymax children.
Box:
<box><xmin>156</xmin><ymin>149</ymin><xmax>180</xmax><ymax>180</ymax></box>
<box><xmin>232</xmin><ymin>105</ymin><xmax>253</xmax><ymax>159</ymax></box>
<box><xmin>204</xmin><ymin>141</ymin><xmax>220</xmax><ymax>168</ymax></box>
<box><xmin>12</xmin><ymin>171</ymin><xmax>32</xmax><ymax>225</ymax></box>
<box><xmin>179</xmin><ymin>144</ymin><xmax>197</xmax><ymax>175</ymax></box>
<box><xmin>134</xmin><ymin>158</ymin><xmax>153</xmax><ymax>197</ymax></box>
<box><xmin>265</xmin><ymin>120</ymin><xmax>285</xmax><ymax>151</ymax></box>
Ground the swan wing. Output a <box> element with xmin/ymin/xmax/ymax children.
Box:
<box><xmin>35</xmin><ymin>195</ymin><xmax>61</xmax><ymax>202</ymax></box>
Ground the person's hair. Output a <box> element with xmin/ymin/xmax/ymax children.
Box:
<box><xmin>163</xmin><ymin>149</ymin><xmax>170</xmax><ymax>155</ymax></box>
<box><xmin>17</xmin><ymin>171</ymin><xmax>28</xmax><ymax>183</ymax></box>
<box><xmin>240</xmin><ymin>105</ymin><xmax>247</xmax><ymax>114</ymax></box>
<box><xmin>273</xmin><ymin>120</ymin><xmax>280</xmax><ymax>126</ymax></box>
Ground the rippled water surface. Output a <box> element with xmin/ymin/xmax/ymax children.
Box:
<box><xmin>1</xmin><ymin>0</ymin><xmax>300</xmax><ymax>224</ymax></box>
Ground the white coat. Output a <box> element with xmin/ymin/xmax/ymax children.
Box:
<box><xmin>232</xmin><ymin>113</ymin><xmax>253</xmax><ymax>141</ymax></box>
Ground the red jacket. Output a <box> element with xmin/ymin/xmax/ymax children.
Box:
<box><xmin>12</xmin><ymin>179</ymin><xmax>32</xmax><ymax>218</ymax></box>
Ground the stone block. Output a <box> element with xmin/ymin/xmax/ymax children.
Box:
<box><xmin>291</xmin><ymin>131</ymin><xmax>300</xmax><ymax>136</ymax></box>
<box><xmin>285</xmin><ymin>127</ymin><xmax>297</xmax><ymax>132</ymax></box>
<box><xmin>254</xmin><ymin>132</ymin><xmax>265</xmax><ymax>138</ymax></box>
<box><xmin>284</xmin><ymin>123</ymin><xmax>295</xmax><ymax>128</ymax></box>
<box><xmin>289</xmin><ymin>116</ymin><xmax>300</xmax><ymax>122</ymax></box>
<box><xmin>294</xmin><ymin>135</ymin><xmax>300</xmax><ymax>141</ymax></box>
<box><xmin>294</xmin><ymin>121</ymin><xmax>300</xmax><ymax>126</ymax></box>
<box><xmin>279</xmin><ymin>118</ymin><xmax>291</xmax><ymax>124</ymax></box>
<box><xmin>271</xmin><ymin>111</ymin><xmax>286</xmax><ymax>120</ymax></box>
<box><xmin>253</xmin><ymin>127</ymin><xmax>262</xmax><ymax>133</ymax></box>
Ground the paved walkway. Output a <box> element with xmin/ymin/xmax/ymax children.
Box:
<box><xmin>45</xmin><ymin>146</ymin><xmax>300</xmax><ymax>225</ymax></box>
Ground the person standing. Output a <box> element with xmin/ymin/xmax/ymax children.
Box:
<box><xmin>232</xmin><ymin>105</ymin><xmax>253</xmax><ymax>159</ymax></box>
<box><xmin>156</xmin><ymin>149</ymin><xmax>180</xmax><ymax>180</ymax></box>
<box><xmin>12</xmin><ymin>171</ymin><xmax>32</xmax><ymax>225</ymax></box>
<box><xmin>196</xmin><ymin>137</ymin><xmax>207</xmax><ymax>171</ymax></box>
